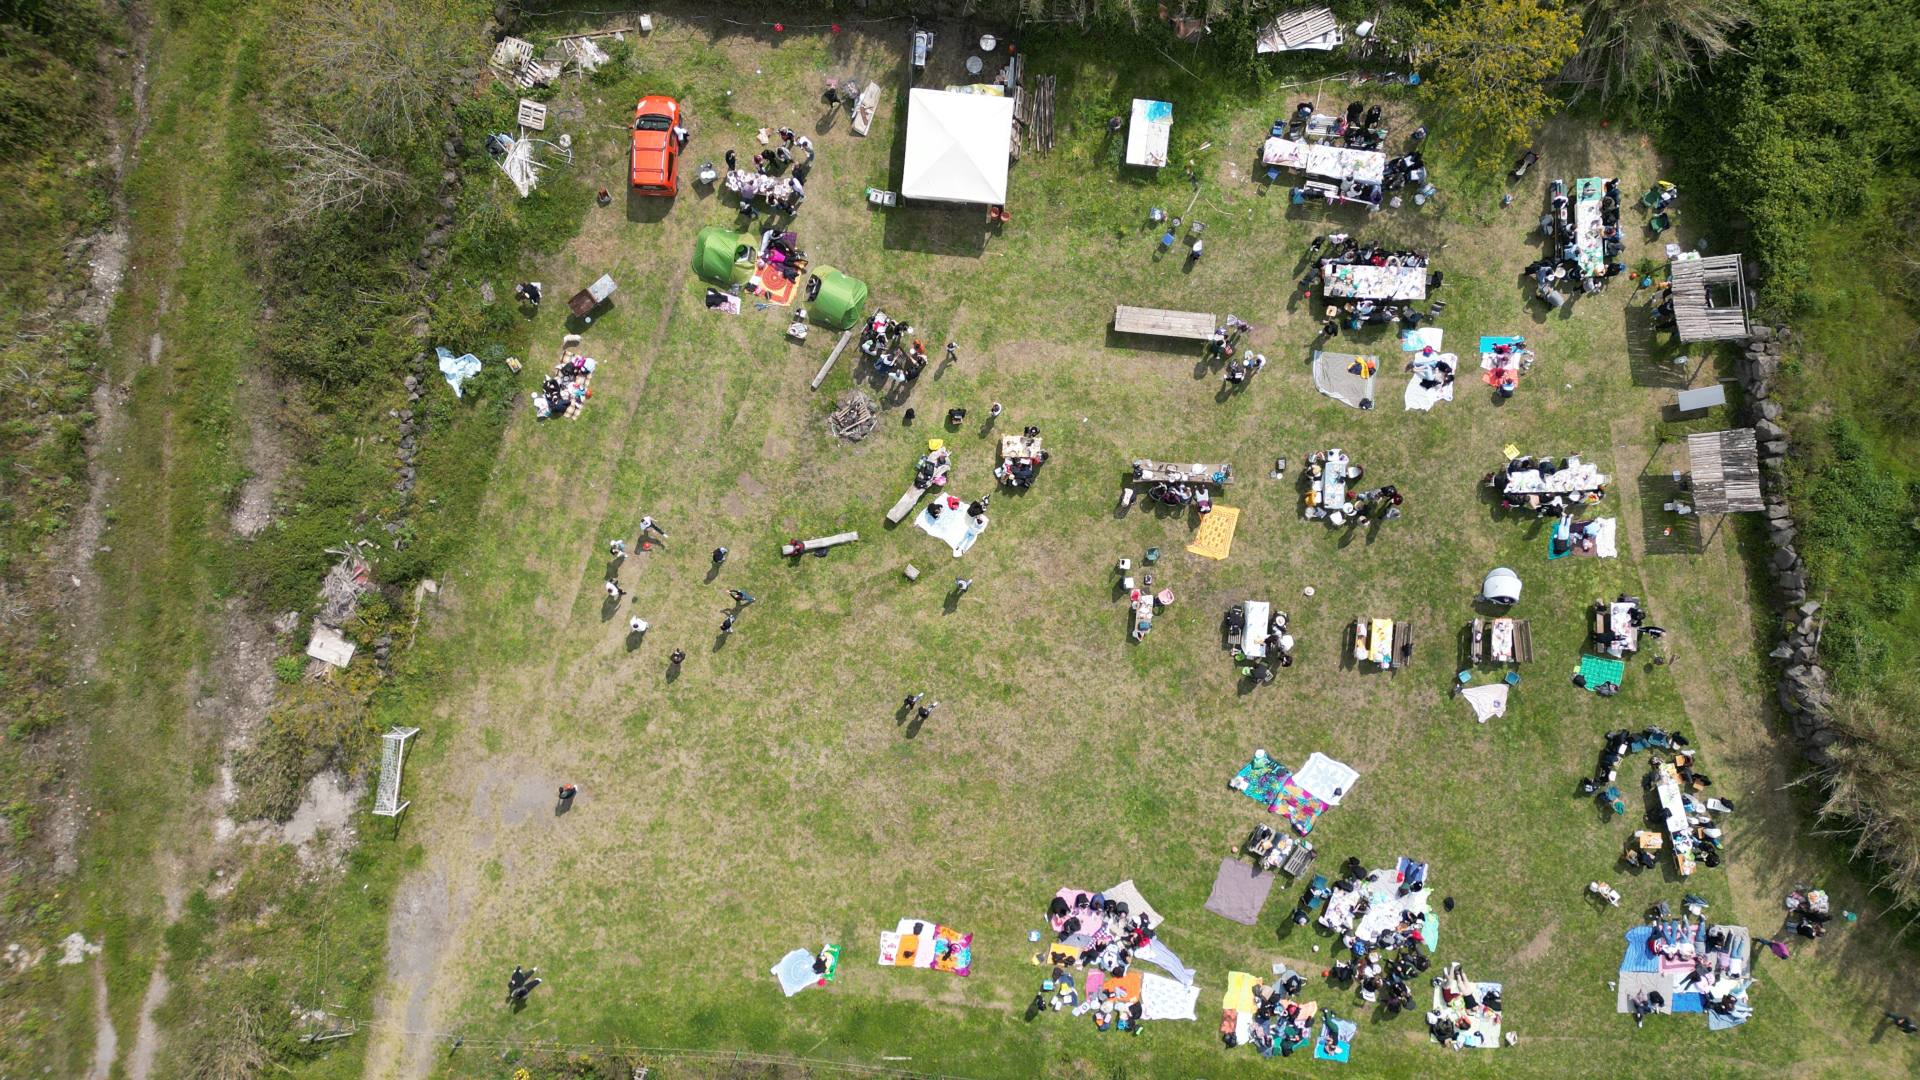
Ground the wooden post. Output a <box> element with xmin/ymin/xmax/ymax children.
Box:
<box><xmin>811</xmin><ymin>329</ymin><xmax>855</xmax><ymax>390</ymax></box>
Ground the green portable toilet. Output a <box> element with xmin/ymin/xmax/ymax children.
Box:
<box><xmin>694</xmin><ymin>226</ymin><xmax>758</xmax><ymax>286</ymax></box>
<box><xmin>808</xmin><ymin>266</ymin><xmax>869</xmax><ymax>330</ymax></box>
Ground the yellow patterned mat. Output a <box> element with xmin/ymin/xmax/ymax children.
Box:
<box><xmin>1187</xmin><ymin>504</ymin><xmax>1240</xmax><ymax>560</ymax></box>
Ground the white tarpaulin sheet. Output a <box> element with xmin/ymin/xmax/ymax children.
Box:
<box><xmin>1460</xmin><ymin>684</ymin><xmax>1509</xmax><ymax>723</ymax></box>
<box><xmin>1262</xmin><ymin>138</ymin><xmax>1385</xmax><ymax>184</ymax></box>
<box><xmin>1294</xmin><ymin>752</ymin><xmax>1358</xmax><ymax>804</ymax></box>
<box><xmin>902</xmin><ymin>88</ymin><xmax>1014</xmax><ymax>204</ymax></box>
<box><xmin>1127</xmin><ymin>99</ymin><xmax>1172</xmax><ymax>167</ymax></box>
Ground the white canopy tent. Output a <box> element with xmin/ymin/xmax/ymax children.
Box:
<box><xmin>901</xmin><ymin>88</ymin><xmax>1014</xmax><ymax>205</ymax></box>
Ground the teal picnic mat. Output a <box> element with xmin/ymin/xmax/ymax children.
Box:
<box><xmin>1580</xmin><ymin>654</ymin><xmax>1626</xmax><ymax>691</ymax></box>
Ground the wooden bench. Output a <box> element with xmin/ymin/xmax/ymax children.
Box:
<box><xmin>1113</xmin><ymin>304</ymin><xmax>1216</xmax><ymax>341</ymax></box>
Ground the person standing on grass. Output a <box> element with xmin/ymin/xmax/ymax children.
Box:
<box><xmin>558</xmin><ymin>784</ymin><xmax>577</xmax><ymax>803</ymax></box>
<box><xmin>609</xmin><ymin>538</ymin><xmax>626</xmax><ymax>560</ymax></box>
<box><xmin>507</xmin><ymin>966</ymin><xmax>530</xmax><ymax>1001</ymax></box>
<box><xmin>629</xmin><ymin>616</ymin><xmax>648</xmax><ymax>635</ymax></box>
<box><xmin>903</xmin><ymin>691</ymin><xmax>924</xmax><ymax>710</ymax></box>
<box><xmin>916</xmin><ymin>700</ymin><xmax>939</xmax><ymax>721</ymax></box>
<box><xmin>728</xmin><ymin>589</ymin><xmax>756</xmax><ymax>607</ymax></box>
<box><xmin>669</xmin><ymin>647</ymin><xmax>686</xmax><ymax>667</ymax></box>
<box><xmin>955</xmin><ymin>577</ymin><xmax>972</xmax><ymax>594</ymax></box>
<box><xmin>719</xmin><ymin>610</ymin><xmax>736</xmax><ymax>634</ymax></box>
<box><xmin>711</xmin><ymin>546</ymin><xmax>728</xmax><ymax>567</ymax></box>
<box><xmin>640</xmin><ymin>515</ymin><xmax>667</xmax><ymax>539</ymax></box>
<box><xmin>510</xmin><ymin>976</ymin><xmax>542</xmax><ymax>1003</ymax></box>
<box><xmin>945</xmin><ymin>340</ymin><xmax>959</xmax><ymax>364</ymax></box>
<box><xmin>794</xmin><ymin>134</ymin><xmax>814</xmax><ymax>161</ymax></box>
<box><xmin>604</xmin><ymin>579</ymin><xmax>624</xmax><ymax>599</ymax></box>
<box><xmin>1887</xmin><ymin>1012</ymin><xmax>1919</xmax><ymax>1034</ymax></box>
<box><xmin>724</xmin><ymin>148</ymin><xmax>737</xmax><ymax>172</ymax></box>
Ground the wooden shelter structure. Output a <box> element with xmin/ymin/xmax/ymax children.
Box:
<box><xmin>1668</xmin><ymin>254</ymin><xmax>1751</xmax><ymax>341</ymax></box>
<box><xmin>1255</xmin><ymin>8</ymin><xmax>1342</xmax><ymax>53</ymax></box>
<box><xmin>1685</xmin><ymin>429</ymin><xmax>1764</xmax><ymax>514</ymax></box>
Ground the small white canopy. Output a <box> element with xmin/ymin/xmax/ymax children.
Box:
<box><xmin>902</xmin><ymin>88</ymin><xmax>1014</xmax><ymax>205</ymax></box>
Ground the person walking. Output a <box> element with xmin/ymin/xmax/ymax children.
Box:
<box><xmin>903</xmin><ymin>691</ymin><xmax>924</xmax><ymax>710</ymax></box>
<box><xmin>558</xmin><ymin>784</ymin><xmax>577</xmax><ymax>803</ymax></box>
<box><xmin>989</xmin><ymin>402</ymin><xmax>1003</xmax><ymax>420</ymax></box>
<box><xmin>639</xmin><ymin>515</ymin><xmax>667</xmax><ymax>539</ymax></box>
<box><xmin>609</xmin><ymin>538</ymin><xmax>626</xmax><ymax>560</ymax></box>
<box><xmin>719</xmin><ymin>610</ymin><xmax>736</xmax><ymax>634</ymax></box>
<box><xmin>711</xmin><ymin>546</ymin><xmax>728</xmax><ymax>568</ymax></box>
<box><xmin>945</xmin><ymin>340</ymin><xmax>959</xmax><ymax>363</ymax></box>
<box><xmin>1887</xmin><ymin>1012</ymin><xmax>1919</xmax><ymax>1034</ymax></box>
<box><xmin>724</xmin><ymin>148</ymin><xmax>737</xmax><ymax>171</ymax></box>
<box><xmin>510</xmin><ymin>976</ymin><xmax>542</xmax><ymax>1004</ymax></box>
<box><xmin>916</xmin><ymin>700</ymin><xmax>940</xmax><ymax>721</ymax></box>
<box><xmin>507</xmin><ymin>966</ymin><xmax>530</xmax><ymax>1002</ymax></box>
<box><xmin>954</xmin><ymin>577</ymin><xmax>972</xmax><ymax>594</ymax></box>
<box><xmin>629</xmin><ymin>616</ymin><xmax>648</xmax><ymax>634</ymax></box>
<box><xmin>727</xmin><ymin>589</ymin><xmax>757</xmax><ymax>607</ymax></box>
<box><xmin>794</xmin><ymin>134</ymin><xmax>814</xmax><ymax>161</ymax></box>
<box><xmin>604</xmin><ymin>579</ymin><xmax>625</xmax><ymax>599</ymax></box>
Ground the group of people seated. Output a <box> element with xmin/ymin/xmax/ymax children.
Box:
<box><xmin>1407</xmin><ymin>348</ymin><xmax>1455</xmax><ymax>389</ymax></box>
<box><xmin>995</xmin><ymin>426</ymin><xmax>1048</xmax><ymax>488</ymax></box>
<box><xmin>532</xmin><ymin>336</ymin><xmax>594</xmax><ymax>420</ymax></box>
<box><xmin>1484</xmin><ymin>455</ymin><xmax>1608</xmax><ymax>514</ymax></box>
<box><xmin>1535</xmin><ymin>176</ymin><xmax>1630</xmax><ymax>299</ymax></box>
<box><xmin>722</xmin><ymin>128</ymin><xmax>813</xmax><ymax>219</ymax></box>
<box><xmin>1784</xmin><ymin>888</ymin><xmax>1832</xmax><ymax>939</ymax></box>
<box><xmin>1237</xmin><ymin>974</ymin><xmax>1316</xmax><ymax>1056</ymax></box>
<box><xmin>1308</xmin><ymin>234</ymin><xmax>1430</xmax><ymax>272</ymax></box>
<box><xmin>1592</xmin><ymin>593</ymin><xmax>1665</xmax><ymax>652</ymax></box>
<box><xmin>758</xmin><ymin>229</ymin><xmax>806</xmax><ymax>282</ymax></box>
<box><xmin>1427</xmin><ymin>961</ymin><xmax>1500</xmax><ymax>1049</ymax></box>
<box><xmin>1035</xmin><ymin>891</ymin><xmax>1161</xmax><ymax>1033</ymax></box>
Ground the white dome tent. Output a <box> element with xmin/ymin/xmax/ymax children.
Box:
<box><xmin>1482</xmin><ymin>567</ymin><xmax>1522</xmax><ymax>606</ymax></box>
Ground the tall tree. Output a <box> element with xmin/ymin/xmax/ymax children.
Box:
<box><xmin>1421</xmin><ymin>0</ymin><xmax>1582</xmax><ymax>161</ymax></box>
<box><xmin>1566</xmin><ymin>0</ymin><xmax>1751</xmax><ymax>102</ymax></box>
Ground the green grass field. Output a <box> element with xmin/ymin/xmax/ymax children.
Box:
<box><xmin>361</xmin><ymin>18</ymin><xmax>1920</xmax><ymax>1080</ymax></box>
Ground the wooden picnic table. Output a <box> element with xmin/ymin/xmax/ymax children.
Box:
<box><xmin>999</xmin><ymin>434</ymin><xmax>1042</xmax><ymax>460</ymax></box>
<box><xmin>1131</xmin><ymin>458</ymin><xmax>1232</xmax><ymax>485</ymax></box>
<box><xmin>1113</xmin><ymin>304</ymin><xmax>1216</xmax><ymax>340</ymax></box>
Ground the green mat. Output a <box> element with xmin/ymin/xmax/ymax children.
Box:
<box><xmin>1580</xmin><ymin>654</ymin><xmax>1626</xmax><ymax>691</ymax></box>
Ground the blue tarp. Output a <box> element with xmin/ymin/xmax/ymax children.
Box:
<box><xmin>1620</xmin><ymin>926</ymin><xmax>1661</xmax><ymax>973</ymax></box>
<box><xmin>435</xmin><ymin>346</ymin><xmax>482</xmax><ymax>398</ymax></box>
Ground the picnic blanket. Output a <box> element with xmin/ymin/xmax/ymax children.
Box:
<box><xmin>1579</xmin><ymin>654</ymin><xmax>1627</xmax><ymax>692</ymax></box>
<box><xmin>1139</xmin><ymin>971</ymin><xmax>1200</xmax><ymax>1020</ymax></box>
<box><xmin>1478</xmin><ymin>335</ymin><xmax>1533</xmax><ymax>388</ymax></box>
<box><xmin>1103</xmin><ymin>880</ymin><xmax>1165</xmax><ymax>930</ymax></box>
<box><xmin>1460</xmin><ymin>683</ymin><xmax>1509</xmax><ymax>723</ymax></box>
<box><xmin>435</xmin><ymin>346</ymin><xmax>482</xmax><ymax>398</ymax></box>
<box><xmin>1319</xmin><ymin>868</ymin><xmax>1433</xmax><ymax>948</ymax></box>
<box><xmin>1404</xmin><ymin>367</ymin><xmax>1455</xmax><ymax>411</ymax></box>
<box><xmin>913</xmin><ymin>495</ymin><xmax>986</xmax><ymax>557</ymax></box>
<box><xmin>1312</xmin><ymin>350</ymin><xmax>1377</xmax><ymax>409</ymax></box>
<box><xmin>749</xmin><ymin>262</ymin><xmax>799</xmax><ymax>305</ymax></box>
<box><xmin>1314</xmin><ymin>1015</ymin><xmax>1356</xmax><ymax>1062</ymax></box>
<box><xmin>1187</xmin><ymin>504</ymin><xmax>1239</xmax><ymax>559</ymax></box>
<box><xmin>877</xmin><ymin>918</ymin><xmax>972</xmax><ymax>975</ymax></box>
<box><xmin>1433</xmin><ymin>982</ymin><xmax>1503</xmax><ymax>1047</ymax></box>
<box><xmin>1232</xmin><ymin>751</ymin><xmax>1357</xmax><ymax>833</ymax></box>
<box><xmin>771</xmin><ymin>945</ymin><xmax>838</xmax><ymax>996</ymax></box>
<box><xmin>1203</xmin><ymin>857</ymin><xmax>1275</xmax><ymax>925</ymax></box>
<box><xmin>1136</xmin><ymin>938</ymin><xmax>1194</xmax><ymax>986</ymax></box>
<box><xmin>1550</xmin><ymin>516</ymin><xmax>1618</xmax><ymax>559</ymax></box>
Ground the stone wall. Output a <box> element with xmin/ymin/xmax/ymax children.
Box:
<box><xmin>1737</xmin><ymin>326</ymin><xmax>1836</xmax><ymax>765</ymax></box>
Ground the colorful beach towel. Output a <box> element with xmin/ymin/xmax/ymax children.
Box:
<box><xmin>878</xmin><ymin>918</ymin><xmax>973</xmax><ymax>975</ymax></box>
<box><xmin>1232</xmin><ymin>751</ymin><xmax>1355</xmax><ymax>833</ymax></box>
